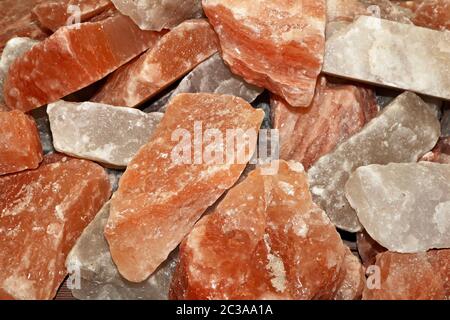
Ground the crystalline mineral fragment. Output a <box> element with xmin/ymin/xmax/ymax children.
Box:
<box><xmin>203</xmin><ymin>0</ymin><xmax>326</xmax><ymax>107</ymax></box>
<box><xmin>363</xmin><ymin>250</ymin><xmax>450</xmax><ymax>300</ymax></box>
<box><xmin>0</xmin><ymin>155</ymin><xmax>111</xmax><ymax>300</ymax></box>
<box><xmin>4</xmin><ymin>14</ymin><xmax>164</xmax><ymax>112</ymax></box>
<box><xmin>441</xmin><ymin>107</ymin><xmax>450</xmax><ymax>137</ymax></box>
<box><xmin>421</xmin><ymin>137</ymin><xmax>450</xmax><ymax>164</ymax></box>
<box><xmin>66</xmin><ymin>202</ymin><xmax>178</xmax><ymax>300</ymax></box>
<box><xmin>105</xmin><ymin>93</ymin><xmax>264</xmax><ymax>282</ymax></box>
<box><xmin>0</xmin><ymin>110</ymin><xmax>43</xmax><ymax>176</ymax></box>
<box><xmin>357</xmin><ymin>230</ymin><xmax>386</xmax><ymax>267</ymax></box>
<box><xmin>111</xmin><ymin>0</ymin><xmax>204</xmax><ymax>31</ymax></box>
<box><xmin>30</xmin><ymin>106</ymin><xmax>55</xmax><ymax>155</ymax></box>
<box><xmin>271</xmin><ymin>77</ymin><xmax>378</xmax><ymax>170</ymax></box>
<box><xmin>345</xmin><ymin>162</ymin><xmax>450</xmax><ymax>253</ymax></box>
<box><xmin>308</xmin><ymin>92</ymin><xmax>440</xmax><ymax>232</ymax></box>
<box><xmin>170</xmin><ymin>160</ymin><xmax>363</xmax><ymax>300</ymax></box>
<box><xmin>92</xmin><ymin>19</ymin><xmax>219</xmax><ymax>107</ymax></box>
<box><xmin>323</xmin><ymin>16</ymin><xmax>450</xmax><ymax>101</ymax></box>
<box><xmin>396</xmin><ymin>0</ymin><xmax>450</xmax><ymax>31</ymax></box>
<box><xmin>47</xmin><ymin>100</ymin><xmax>163</xmax><ymax>167</ymax></box>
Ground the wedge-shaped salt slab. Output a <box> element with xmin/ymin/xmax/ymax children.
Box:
<box><xmin>346</xmin><ymin>162</ymin><xmax>450</xmax><ymax>253</ymax></box>
<box><xmin>105</xmin><ymin>93</ymin><xmax>264</xmax><ymax>282</ymax></box>
<box><xmin>111</xmin><ymin>0</ymin><xmax>203</xmax><ymax>31</ymax></box>
<box><xmin>308</xmin><ymin>92</ymin><xmax>440</xmax><ymax>232</ymax></box>
<box><xmin>4</xmin><ymin>14</ymin><xmax>164</xmax><ymax>112</ymax></box>
<box><xmin>0</xmin><ymin>155</ymin><xmax>111</xmax><ymax>300</ymax></box>
<box><xmin>323</xmin><ymin>16</ymin><xmax>450</xmax><ymax>101</ymax></box>
<box><xmin>67</xmin><ymin>202</ymin><xmax>178</xmax><ymax>300</ymax></box>
<box><xmin>47</xmin><ymin>100</ymin><xmax>163</xmax><ymax>167</ymax></box>
<box><xmin>170</xmin><ymin>161</ymin><xmax>364</xmax><ymax>300</ymax></box>
<box><xmin>92</xmin><ymin>19</ymin><xmax>219</xmax><ymax>107</ymax></box>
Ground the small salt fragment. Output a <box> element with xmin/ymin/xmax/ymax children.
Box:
<box><xmin>92</xmin><ymin>19</ymin><xmax>219</xmax><ymax>107</ymax></box>
<box><xmin>29</xmin><ymin>106</ymin><xmax>55</xmax><ymax>155</ymax></box>
<box><xmin>105</xmin><ymin>93</ymin><xmax>264</xmax><ymax>282</ymax></box>
<box><xmin>333</xmin><ymin>248</ymin><xmax>366</xmax><ymax>300</ymax></box>
<box><xmin>203</xmin><ymin>0</ymin><xmax>326</xmax><ymax>107</ymax></box>
<box><xmin>346</xmin><ymin>162</ymin><xmax>450</xmax><ymax>253</ymax></box>
<box><xmin>357</xmin><ymin>230</ymin><xmax>386</xmax><ymax>267</ymax></box>
<box><xmin>363</xmin><ymin>250</ymin><xmax>450</xmax><ymax>300</ymax></box>
<box><xmin>308</xmin><ymin>92</ymin><xmax>440</xmax><ymax>232</ymax></box>
<box><xmin>106</xmin><ymin>169</ymin><xmax>123</xmax><ymax>193</ymax></box>
<box><xmin>272</xmin><ymin>77</ymin><xmax>378</xmax><ymax>170</ymax></box>
<box><xmin>4</xmin><ymin>14</ymin><xmax>164</xmax><ymax>112</ymax></box>
<box><xmin>0</xmin><ymin>110</ymin><xmax>43</xmax><ymax>176</ymax></box>
<box><xmin>111</xmin><ymin>0</ymin><xmax>203</xmax><ymax>31</ymax></box>
<box><xmin>47</xmin><ymin>100</ymin><xmax>163</xmax><ymax>167</ymax></box>
<box><xmin>66</xmin><ymin>202</ymin><xmax>178</xmax><ymax>300</ymax></box>
<box><xmin>421</xmin><ymin>137</ymin><xmax>450</xmax><ymax>164</ymax></box>
<box><xmin>323</xmin><ymin>16</ymin><xmax>450</xmax><ymax>101</ymax></box>
<box><xmin>0</xmin><ymin>155</ymin><xmax>111</xmax><ymax>300</ymax></box>
<box><xmin>442</xmin><ymin>107</ymin><xmax>450</xmax><ymax>137</ymax></box>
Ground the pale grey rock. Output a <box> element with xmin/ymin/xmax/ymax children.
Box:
<box><xmin>308</xmin><ymin>92</ymin><xmax>440</xmax><ymax>232</ymax></box>
<box><xmin>106</xmin><ymin>169</ymin><xmax>123</xmax><ymax>193</ymax></box>
<box><xmin>143</xmin><ymin>90</ymin><xmax>173</xmax><ymax>113</ymax></box>
<box><xmin>47</xmin><ymin>100</ymin><xmax>163</xmax><ymax>167</ymax></box>
<box><xmin>323</xmin><ymin>16</ymin><xmax>450</xmax><ymax>101</ymax></box>
<box><xmin>30</xmin><ymin>106</ymin><xmax>54</xmax><ymax>154</ymax></box>
<box><xmin>345</xmin><ymin>162</ymin><xmax>450</xmax><ymax>253</ymax></box>
<box><xmin>66</xmin><ymin>202</ymin><xmax>178</xmax><ymax>300</ymax></box>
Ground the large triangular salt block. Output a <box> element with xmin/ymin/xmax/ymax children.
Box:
<box><xmin>33</xmin><ymin>0</ymin><xmax>114</xmax><ymax>32</ymax></box>
<box><xmin>0</xmin><ymin>155</ymin><xmax>111</xmax><ymax>300</ymax></box>
<box><xmin>105</xmin><ymin>93</ymin><xmax>264</xmax><ymax>282</ymax></box>
<box><xmin>202</xmin><ymin>0</ymin><xmax>326</xmax><ymax>107</ymax></box>
<box><xmin>363</xmin><ymin>250</ymin><xmax>450</xmax><ymax>300</ymax></box>
<box><xmin>271</xmin><ymin>77</ymin><xmax>378</xmax><ymax>170</ymax></box>
<box><xmin>0</xmin><ymin>110</ymin><xmax>43</xmax><ymax>176</ymax></box>
<box><xmin>3</xmin><ymin>14</ymin><xmax>164</xmax><ymax>112</ymax></box>
<box><xmin>170</xmin><ymin>160</ymin><xmax>364</xmax><ymax>300</ymax></box>
<box><xmin>92</xmin><ymin>19</ymin><xmax>219</xmax><ymax>107</ymax></box>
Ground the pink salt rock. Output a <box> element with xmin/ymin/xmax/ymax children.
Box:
<box><xmin>271</xmin><ymin>77</ymin><xmax>378</xmax><ymax>170</ymax></box>
<box><xmin>170</xmin><ymin>160</ymin><xmax>363</xmax><ymax>300</ymax></box>
<box><xmin>92</xmin><ymin>19</ymin><xmax>219</xmax><ymax>107</ymax></box>
<box><xmin>396</xmin><ymin>0</ymin><xmax>450</xmax><ymax>31</ymax></box>
<box><xmin>105</xmin><ymin>93</ymin><xmax>264</xmax><ymax>282</ymax></box>
<box><xmin>33</xmin><ymin>0</ymin><xmax>114</xmax><ymax>32</ymax></box>
<box><xmin>357</xmin><ymin>230</ymin><xmax>386</xmax><ymax>267</ymax></box>
<box><xmin>0</xmin><ymin>110</ymin><xmax>43</xmax><ymax>176</ymax></box>
<box><xmin>0</xmin><ymin>155</ymin><xmax>111</xmax><ymax>300</ymax></box>
<box><xmin>363</xmin><ymin>250</ymin><xmax>450</xmax><ymax>300</ymax></box>
<box><xmin>202</xmin><ymin>0</ymin><xmax>326</xmax><ymax>107</ymax></box>
<box><xmin>421</xmin><ymin>137</ymin><xmax>450</xmax><ymax>164</ymax></box>
<box><xmin>4</xmin><ymin>14</ymin><xmax>164</xmax><ymax>112</ymax></box>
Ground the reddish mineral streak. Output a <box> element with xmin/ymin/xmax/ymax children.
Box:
<box><xmin>170</xmin><ymin>160</ymin><xmax>364</xmax><ymax>300</ymax></box>
<box><xmin>363</xmin><ymin>250</ymin><xmax>450</xmax><ymax>300</ymax></box>
<box><xmin>105</xmin><ymin>93</ymin><xmax>264</xmax><ymax>283</ymax></box>
<box><xmin>271</xmin><ymin>77</ymin><xmax>378</xmax><ymax>170</ymax></box>
<box><xmin>92</xmin><ymin>19</ymin><xmax>219</xmax><ymax>107</ymax></box>
<box><xmin>33</xmin><ymin>0</ymin><xmax>115</xmax><ymax>32</ymax></box>
<box><xmin>0</xmin><ymin>155</ymin><xmax>111</xmax><ymax>300</ymax></box>
<box><xmin>396</xmin><ymin>0</ymin><xmax>450</xmax><ymax>31</ymax></box>
<box><xmin>0</xmin><ymin>110</ymin><xmax>43</xmax><ymax>176</ymax></box>
<box><xmin>4</xmin><ymin>14</ymin><xmax>164</xmax><ymax>112</ymax></box>
<box><xmin>202</xmin><ymin>0</ymin><xmax>326</xmax><ymax>108</ymax></box>
<box><xmin>357</xmin><ymin>230</ymin><xmax>386</xmax><ymax>267</ymax></box>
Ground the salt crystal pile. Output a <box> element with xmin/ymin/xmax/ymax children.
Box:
<box><xmin>111</xmin><ymin>0</ymin><xmax>203</xmax><ymax>31</ymax></box>
<box><xmin>345</xmin><ymin>162</ymin><xmax>450</xmax><ymax>253</ymax></box>
<box><xmin>47</xmin><ymin>100</ymin><xmax>163</xmax><ymax>167</ymax></box>
<box><xmin>0</xmin><ymin>155</ymin><xmax>111</xmax><ymax>300</ymax></box>
<box><xmin>308</xmin><ymin>92</ymin><xmax>440</xmax><ymax>232</ymax></box>
<box><xmin>105</xmin><ymin>93</ymin><xmax>264</xmax><ymax>282</ymax></box>
<box><xmin>203</xmin><ymin>0</ymin><xmax>326</xmax><ymax>107</ymax></box>
<box><xmin>67</xmin><ymin>202</ymin><xmax>178</xmax><ymax>300</ymax></box>
<box><xmin>92</xmin><ymin>19</ymin><xmax>219</xmax><ymax>107</ymax></box>
<box><xmin>170</xmin><ymin>161</ymin><xmax>364</xmax><ymax>300</ymax></box>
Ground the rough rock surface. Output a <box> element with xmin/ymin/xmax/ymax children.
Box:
<box><xmin>92</xmin><ymin>19</ymin><xmax>219</xmax><ymax>107</ymax></box>
<box><xmin>47</xmin><ymin>100</ymin><xmax>163</xmax><ymax>167</ymax></box>
<box><xmin>203</xmin><ymin>0</ymin><xmax>326</xmax><ymax>107</ymax></box>
<box><xmin>396</xmin><ymin>0</ymin><xmax>450</xmax><ymax>31</ymax></box>
<box><xmin>4</xmin><ymin>14</ymin><xmax>164</xmax><ymax>112</ymax></box>
<box><xmin>357</xmin><ymin>230</ymin><xmax>386</xmax><ymax>267</ymax></box>
<box><xmin>170</xmin><ymin>160</ymin><xmax>363</xmax><ymax>300</ymax></box>
<box><xmin>105</xmin><ymin>93</ymin><xmax>264</xmax><ymax>282</ymax></box>
<box><xmin>0</xmin><ymin>110</ymin><xmax>43</xmax><ymax>176</ymax></box>
<box><xmin>67</xmin><ymin>202</ymin><xmax>178</xmax><ymax>300</ymax></box>
<box><xmin>308</xmin><ymin>92</ymin><xmax>440</xmax><ymax>232</ymax></box>
<box><xmin>271</xmin><ymin>77</ymin><xmax>378</xmax><ymax>170</ymax></box>
<box><xmin>421</xmin><ymin>137</ymin><xmax>450</xmax><ymax>164</ymax></box>
<box><xmin>346</xmin><ymin>162</ymin><xmax>450</xmax><ymax>253</ymax></box>
<box><xmin>0</xmin><ymin>155</ymin><xmax>111</xmax><ymax>300</ymax></box>
<box><xmin>111</xmin><ymin>0</ymin><xmax>203</xmax><ymax>31</ymax></box>
<box><xmin>363</xmin><ymin>250</ymin><xmax>450</xmax><ymax>300</ymax></box>
<box><xmin>323</xmin><ymin>16</ymin><xmax>450</xmax><ymax>101</ymax></box>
